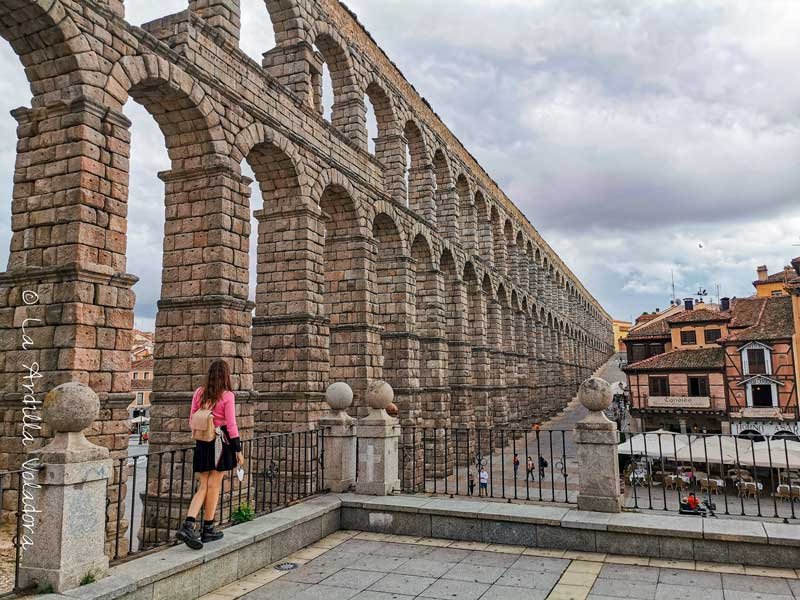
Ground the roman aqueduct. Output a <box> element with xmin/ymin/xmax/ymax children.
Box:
<box><xmin>0</xmin><ymin>0</ymin><xmax>614</xmax><ymax>522</ymax></box>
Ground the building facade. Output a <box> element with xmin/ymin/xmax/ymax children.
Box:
<box><xmin>754</xmin><ymin>262</ymin><xmax>800</xmax><ymax>298</ymax></box>
<box><xmin>612</xmin><ymin>320</ymin><xmax>632</xmax><ymax>353</ymax></box>
<box><xmin>625</xmin><ymin>293</ymin><xmax>799</xmax><ymax>438</ymax></box>
<box><xmin>128</xmin><ymin>356</ymin><xmax>153</xmax><ymax>422</ymax></box>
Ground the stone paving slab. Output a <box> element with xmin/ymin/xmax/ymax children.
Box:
<box><xmin>196</xmin><ymin>530</ymin><xmax>800</xmax><ymax>600</ymax></box>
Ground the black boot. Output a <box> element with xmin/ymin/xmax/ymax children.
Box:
<box><xmin>201</xmin><ymin>520</ymin><xmax>224</xmax><ymax>543</ymax></box>
<box><xmin>176</xmin><ymin>518</ymin><xmax>203</xmax><ymax>550</ymax></box>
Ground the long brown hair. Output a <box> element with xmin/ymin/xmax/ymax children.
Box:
<box><xmin>201</xmin><ymin>360</ymin><xmax>232</xmax><ymax>409</ymax></box>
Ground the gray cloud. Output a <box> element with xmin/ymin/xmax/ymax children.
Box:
<box><xmin>0</xmin><ymin>0</ymin><xmax>797</xmax><ymax>326</ymax></box>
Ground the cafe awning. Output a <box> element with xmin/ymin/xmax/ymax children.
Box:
<box><xmin>674</xmin><ymin>435</ymin><xmax>754</xmax><ymax>465</ymax></box>
<box><xmin>618</xmin><ymin>430</ymin><xmax>691</xmax><ymax>459</ymax></box>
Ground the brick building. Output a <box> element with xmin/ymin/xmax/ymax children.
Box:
<box><xmin>128</xmin><ymin>356</ymin><xmax>153</xmax><ymax>422</ymax></box>
<box><xmin>753</xmin><ymin>262</ymin><xmax>800</xmax><ymax>298</ymax></box>
<box><xmin>624</xmin><ymin>293</ymin><xmax>799</xmax><ymax>437</ymax></box>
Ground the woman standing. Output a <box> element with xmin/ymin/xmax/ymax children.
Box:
<box><xmin>175</xmin><ymin>360</ymin><xmax>244</xmax><ymax>549</ymax></box>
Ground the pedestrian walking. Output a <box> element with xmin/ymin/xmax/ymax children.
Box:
<box><xmin>513</xmin><ymin>453</ymin><xmax>520</xmax><ymax>479</ymax></box>
<box><xmin>538</xmin><ymin>455</ymin><xmax>548</xmax><ymax>480</ymax></box>
<box><xmin>479</xmin><ymin>466</ymin><xmax>489</xmax><ymax>497</ymax></box>
<box><xmin>175</xmin><ymin>359</ymin><xmax>244</xmax><ymax>550</ymax></box>
<box><xmin>526</xmin><ymin>456</ymin><xmax>534</xmax><ymax>481</ymax></box>
<box><xmin>468</xmin><ymin>471</ymin><xmax>475</xmax><ymax>496</ymax></box>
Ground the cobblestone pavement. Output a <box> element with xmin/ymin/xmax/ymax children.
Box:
<box><xmin>198</xmin><ymin>530</ymin><xmax>800</xmax><ymax>600</ymax></box>
<box><xmin>424</xmin><ymin>354</ymin><xmax>628</xmax><ymax>501</ymax></box>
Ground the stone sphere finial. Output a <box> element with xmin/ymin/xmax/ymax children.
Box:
<box><xmin>325</xmin><ymin>382</ymin><xmax>353</xmax><ymax>411</ymax></box>
<box><xmin>43</xmin><ymin>382</ymin><xmax>100</xmax><ymax>433</ymax></box>
<box><xmin>367</xmin><ymin>380</ymin><xmax>394</xmax><ymax>410</ymax></box>
<box><xmin>578</xmin><ymin>377</ymin><xmax>612</xmax><ymax>412</ymax></box>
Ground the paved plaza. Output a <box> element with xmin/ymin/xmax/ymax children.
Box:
<box><xmin>199</xmin><ymin>530</ymin><xmax>800</xmax><ymax>600</ymax></box>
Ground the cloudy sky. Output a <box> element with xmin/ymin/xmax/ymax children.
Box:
<box><xmin>1</xmin><ymin>0</ymin><xmax>798</xmax><ymax>329</ymax></box>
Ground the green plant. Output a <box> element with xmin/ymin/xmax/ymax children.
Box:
<box><xmin>35</xmin><ymin>582</ymin><xmax>53</xmax><ymax>595</ymax></box>
<box><xmin>80</xmin><ymin>571</ymin><xmax>97</xmax><ymax>586</ymax></box>
<box><xmin>231</xmin><ymin>502</ymin><xmax>255</xmax><ymax>524</ymax></box>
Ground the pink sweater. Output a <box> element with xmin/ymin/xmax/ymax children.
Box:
<box><xmin>190</xmin><ymin>387</ymin><xmax>240</xmax><ymax>440</ymax></box>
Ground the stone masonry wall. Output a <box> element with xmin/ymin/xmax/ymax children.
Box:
<box><xmin>0</xmin><ymin>0</ymin><xmax>614</xmax><ymax>554</ymax></box>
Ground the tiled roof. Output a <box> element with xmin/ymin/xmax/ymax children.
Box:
<box><xmin>753</xmin><ymin>270</ymin><xmax>800</xmax><ymax>286</ymax></box>
<box><xmin>666</xmin><ymin>308</ymin><xmax>729</xmax><ymax>325</ymax></box>
<box><xmin>624</xmin><ymin>347</ymin><xmax>725</xmax><ymax>372</ymax></box>
<box><xmin>132</xmin><ymin>357</ymin><xmax>154</xmax><ymax>370</ymax></box>
<box><xmin>131</xmin><ymin>378</ymin><xmax>152</xmax><ymax>390</ymax></box>
<box><xmin>625</xmin><ymin>318</ymin><xmax>671</xmax><ymax>340</ymax></box>
<box><xmin>723</xmin><ymin>296</ymin><xmax>794</xmax><ymax>342</ymax></box>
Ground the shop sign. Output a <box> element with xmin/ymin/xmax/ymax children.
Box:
<box><xmin>731</xmin><ymin>420</ymin><xmax>800</xmax><ymax>436</ymax></box>
<box><xmin>648</xmin><ymin>396</ymin><xmax>711</xmax><ymax>409</ymax></box>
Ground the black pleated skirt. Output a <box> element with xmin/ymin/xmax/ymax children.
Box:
<box><xmin>193</xmin><ymin>426</ymin><xmax>236</xmax><ymax>473</ymax></box>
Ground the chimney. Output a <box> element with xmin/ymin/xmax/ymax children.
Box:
<box><xmin>684</xmin><ymin>298</ymin><xmax>694</xmax><ymax>311</ymax></box>
<box><xmin>757</xmin><ymin>265</ymin><xmax>768</xmax><ymax>281</ymax></box>
<box><xmin>721</xmin><ymin>297</ymin><xmax>730</xmax><ymax>312</ymax></box>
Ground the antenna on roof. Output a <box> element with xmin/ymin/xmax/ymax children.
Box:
<box><xmin>671</xmin><ymin>269</ymin><xmax>676</xmax><ymax>304</ymax></box>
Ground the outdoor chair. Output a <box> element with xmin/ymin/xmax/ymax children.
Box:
<box><xmin>709</xmin><ymin>479</ymin><xmax>720</xmax><ymax>495</ymax></box>
<box><xmin>675</xmin><ymin>478</ymin><xmax>688</xmax><ymax>492</ymax></box>
<box><xmin>736</xmin><ymin>481</ymin><xmax>749</xmax><ymax>498</ymax></box>
<box><xmin>699</xmin><ymin>479</ymin><xmax>710</xmax><ymax>493</ymax></box>
<box><xmin>777</xmin><ymin>485</ymin><xmax>791</xmax><ymax>501</ymax></box>
<box><xmin>792</xmin><ymin>486</ymin><xmax>800</xmax><ymax>503</ymax></box>
<box><xmin>664</xmin><ymin>475</ymin><xmax>676</xmax><ymax>490</ymax></box>
<box><xmin>745</xmin><ymin>482</ymin><xmax>758</xmax><ymax>498</ymax></box>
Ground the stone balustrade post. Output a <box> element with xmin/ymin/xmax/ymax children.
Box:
<box><xmin>319</xmin><ymin>382</ymin><xmax>357</xmax><ymax>493</ymax></box>
<box><xmin>356</xmin><ymin>381</ymin><xmax>401</xmax><ymax>495</ymax></box>
<box><xmin>575</xmin><ymin>377</ymin><xmax>622</xmax><ymax>513</ymax></box>
<box><xmin>19</xmin><ymin>383</ymin><xmax>112</xmax><ymax>592</ymax></box>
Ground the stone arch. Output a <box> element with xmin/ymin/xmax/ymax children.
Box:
<box><xmin>403</xmin><ymin>119</ymin><xmax>433</xmax><ymax>219</ymax></box>
<box><xmin>503</xmin><ymin>220</ymin><xmax>515</xmax><ymax>279</ymax></box>
<box><xmin>516</xmin><ymin>232</ymin><xmax>528</xmax><ymax>289</ymax></box>
<box><xmin>432</xmin><ymin>149</ymin><xmax>456</xmax><ymax>235</ymax></box>
<box><xmin>0</xmin><ymin>0</ymin><xmax>95</xmax><ymax>104</ymax></box>
<box><xmin>491</xmin><ymin>206</ymin><xmax>506</xmax><ymax>274</ymax></box>
<box><xmin>474</xmin><ymin>191</ymin><xmax>492</xmax><ymax>262</ymax></box>
<box><xmin>311</xmin><ymin>168</ymin><xmax>369</xmax><ymax>225</ymax></box>
<box><xmin>364</xmin><ymin>78</ymin><xmax>404</xmax><ymax>198</ymax></box>
<box><xmin>456</xmin><ymin>174</ymin><xmax>474</xmax><ymax>250</ymax></box>
<box><xmin>311</xmin><ymin>24</ymin><xmax>361</xmax><ymax>143</ymax></box>
<box><xmin>106</xmin><ymin>55</ymin><xmax>225</xmax><ymax>168</ymax></box>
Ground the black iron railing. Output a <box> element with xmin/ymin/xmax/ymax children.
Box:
<box><xmin>397</xmin><ymin>427</ymin><xmax>575</xmax><ymax>504</ymax></box>
<box><xmin>620</xmin><ymin>430</ymin><xmax>799</xmax><ymax>520</ymax></box>
<box><xmin>107</xmin><ymin>430</ymin><xmax>324</xmax><ymax>563</ymax></box>
<box><xmin>0</xmin><ymin>469</ymin><xmax>23</xmax><ymax>598</ymax></box>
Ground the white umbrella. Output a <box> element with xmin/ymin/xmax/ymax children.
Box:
<box><xmin>745</xmin><ymin>440</ymin><xmax>800</xmax><ymax>470</ymax></box>
<box><xmin>618</xmin><ymin>430</ymin><xmax>691</xmax><ymax>459</ymax></box>
<box><xmin>674</xmin><ymin>435</ymin><xmax>753</xmax><ymax>466</ymax></box>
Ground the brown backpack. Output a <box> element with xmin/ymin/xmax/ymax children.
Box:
<box><xmin>190</xmin><ymin>408</ymin><xmax>216</xmax><ymax>442</ymax></box>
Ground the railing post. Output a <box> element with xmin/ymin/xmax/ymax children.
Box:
<box><xmin>19</xmin><ymin>383</ymin><xmax>112</xmax><ymax>592</ymax></box>
<box><xmin>356</xmin><ymin>381</ymin><xmax>401</xmax><ymax>495</ymax></box>
<box><xmin>575</xmin><ymin>377</ymin><xmax>622</xmax><ymax>513</ymax></box>
<box><xmin>319</xmin><ymin>383</ymin><xmax>357</xmax><ymax>493</ymax></box>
